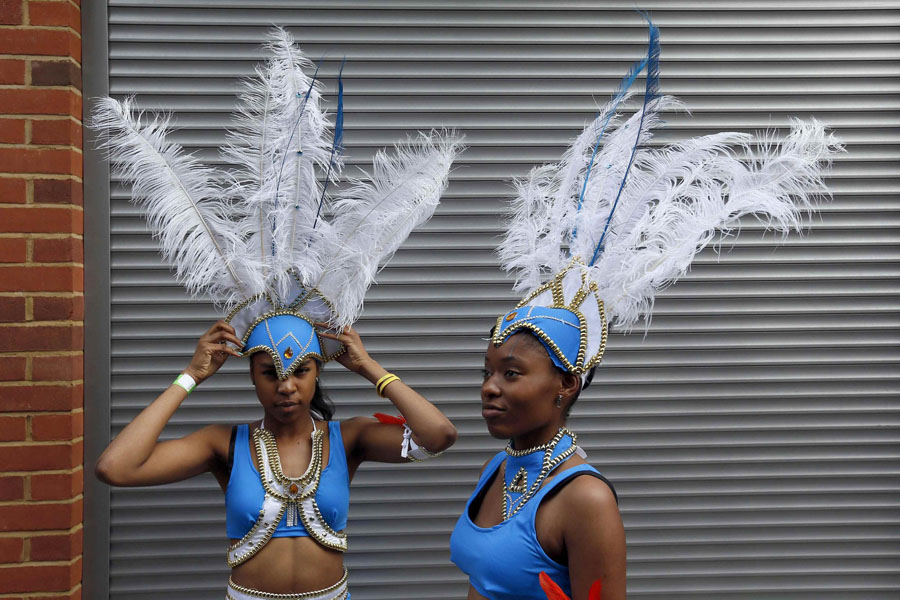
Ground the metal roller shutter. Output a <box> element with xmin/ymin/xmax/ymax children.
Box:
<box><xmin>87</xmin><ymin>1</ymin><xmax>899</xmax><ymax>598</ymax></box>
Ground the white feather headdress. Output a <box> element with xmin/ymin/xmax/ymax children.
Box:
<box><xmin>92</xmin><ymin>28</ymin><xmax>464</xmax><ymax>358</ymax></box>
<box><xmin>493</xmin><ymin>16</ymin><xmax>842</xmax><ymax>379</ymax></box>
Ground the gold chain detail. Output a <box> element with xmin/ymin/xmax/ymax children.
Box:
<box><xmin>226</xmin><ymin>499</ymin><xmax>286</xmax><ymax>568</ymax></box>
<box><xmin>501</xmin><ymin>428</ymin><xmax>578</xmax><ymax>520</ymax></box>
<box><xmin>227</xmin><ymin>568</ymin><xmax>348</xmax><ymax>599</ymax></box>
<box><xmin>254</xmin><ymin>427</ymin><xmax>323</xmax><ymax>501</ymax></box>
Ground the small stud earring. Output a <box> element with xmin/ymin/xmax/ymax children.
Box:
<box><xmin>555</xmin><ymin>394</ymin><xmax>563</xmax><ymax>408</ymax></box>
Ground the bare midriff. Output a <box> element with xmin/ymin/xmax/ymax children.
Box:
<box><xmin>230</xmin><ymin>536</ymin><xmax>345</xmax><ymax>593</ymax></box>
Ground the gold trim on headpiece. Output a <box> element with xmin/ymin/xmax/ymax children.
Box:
<box><xmin>490</xmin><ymin>258</ymin><xmax>608</xmax><ymax>375</ymax></box>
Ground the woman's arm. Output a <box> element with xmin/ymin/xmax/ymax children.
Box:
<box><xmin>94</xmin><ymin>321</ymin><xmax>243</xmax><ymax>486</ymax></box>
<box><xmin>563</xmin><ymin>477</ymin><xmax>626</xmax><ymax>600</ymax></box>
<box><xmin>318</xmin><ymin>324</ymin><xmax>457</xmax><ymax>463</ymax></box>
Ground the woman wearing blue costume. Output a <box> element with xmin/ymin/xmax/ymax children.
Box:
<box><xmin>92</xmin><ymin>29</ymin><xmax>463</xmax><ymax>600</ymax></box>
<box><xmin>450</xmin><ymin>16</ymin><xmax>840</xmax><ymax>600</ymax></box>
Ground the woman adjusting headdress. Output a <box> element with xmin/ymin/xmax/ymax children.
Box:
<box><xmin>450</xmin><ymin>15</ymin><xmax>841</xmax><ymax>600</ymax></box>
<box><xmin>93</xmin><ymin>28</ymin><xmax>462</xmax><ymax>600</ymax></box>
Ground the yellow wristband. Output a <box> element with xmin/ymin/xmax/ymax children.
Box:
<box><xmin>375</xmin><ymin>373</ymin><xmax>400</xmax><ymax>398</ymax></box>
<box><xmin>375</xmin><ymin>373</ymin><xmax>394</xmax><ymax>390</ymax></box>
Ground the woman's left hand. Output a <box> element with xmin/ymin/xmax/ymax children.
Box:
<box><xmin>316</xmin><ymin>323</ymin><xmax>381</xmax><ymax>378</ymax></box>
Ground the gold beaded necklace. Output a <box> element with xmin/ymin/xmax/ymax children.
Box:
<box><xmin>254</xmin><ymin>417</ymin><xmax>323</xmax><ymax>527</ymax></box>
<box><xmin>501</xmin><ymin>428</ymin><xmax>578</xmax><ymax>520</ymax></box>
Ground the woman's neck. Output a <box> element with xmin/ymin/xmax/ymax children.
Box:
<box><xmin>261</xmin><ymin>410</ymin><xmax>316</xmax><ymax>440</ymax></box>
<box><xmin>510</xmin><ymin>421</ymin><xmax>565</xmax><ymax>452</ymax></box>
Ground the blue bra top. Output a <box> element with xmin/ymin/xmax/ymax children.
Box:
<box><xmin>450</xmin><ymin>451</ymin><xmax>616</xmax><ymax>600</ymax></box>
<box><xmin>225</xmin><ymin>421</ymin><xmax>350</xmax><ymax>540</ymax></box>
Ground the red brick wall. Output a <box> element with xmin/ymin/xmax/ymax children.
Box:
<box><xmin>0</xmin><ymin>1</ymin><xmax>84</xmax><ymax>598</ymax></box>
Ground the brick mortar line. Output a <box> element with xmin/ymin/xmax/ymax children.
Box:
<box><xmin>0</xmin><ymin>54</ymin><xmax>82</xmax><ymax>65</ymax></box>
<box><xmin>3</xmin><ymin>261</ymin><xmax>86</xmax><ymax>267</ymax></box>
<box><xmin>0</xmin><ymin>172</ymin><xmax>84</xmax><ymax>179</ymax></box>
<box><xmin>0</xmin><ymin>142</ymin><xmax>84</xmax><ymax>153</ymax></box>
<box><xmin>0</xmin><ymin>351</ymin><xmax>84</xmax><ymax>357</ymax></box>
<box><xmin>0</xmin><ymin>321</ymin><xmax>84</xmax><ymax>327</ymax></box>
<box><xmin>0</xmin><ymin>204</ymin><xmax>85</xmax><ymax>211</ymax></box>
<box><xmin>0</xmin><ymin>292</ymin><xmax>83</xmax><ymax>296</ymax></box>
<box><xmin>0</xmin><ymin>523</ymin><xmax>84</xmax><ymax>539</ymax></box>
<box><xmin>0</xmin><ymin>115</ymin><xmax>82</xmax><ymax>123</ymax></box>
<box><xmin>0</xmin><ymin>437</ymin><xmax>84</xmax><ymax>448</ymax></box>
<box><xmin>0</xmin><ymin>381</ymin><xmax>85</xmax><ymax>388</ymax></box>
<box><xmin>0</xmin><ymin>411</ymin><xmax>83</xmax><ymax>418</ymax></box>
<box><xmin>0</xmin><ymin>144</ymin><xmax>84</xmax><ymax>152</ymax></box>
<box><xmin>0</xmin><ymin>25</ymin><xmax>83</xmax><ymax>42</ymax></box>
<box><xmin>0</xmin><ymin>174</ymin><xmax>83</xmax><ymax>182</ymax></box>
<box><xmin>0</xmin><ymin>234</ymin><xmax>86</xmax><ymax>240</ymax></box>
<box><xmin>0</xmin><ymin>494</ymin><xmax>84</xmax><ymax>507</ymax></box>
<box><xmin>0</xmin><ymin>468</ymin><xmax>84</xmax><ymax>477</ymax></box>
<box><xmin>0</xmin><ymin>83</ymin><xmax>83</xmax><ymax>95</ymax></box>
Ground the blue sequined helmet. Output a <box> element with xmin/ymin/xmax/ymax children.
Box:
<box><xmin>225</xmin><ymin>278</ymin><xmax>344</xmax><ymax>379</ymax></box>
<box><xmin>491</xmin><ymin>259</ymin><xmax>608</xmax><ymax>377</ymax></box>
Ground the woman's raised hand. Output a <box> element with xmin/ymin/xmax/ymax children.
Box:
<box><xmin>316</xmin><ymin>323</ymin><xmax>381</xmax><ymax>379</ymax></box>
<box><xmin>183</xmin><ymin>320</ymin><xmax>244</xmax><ymax>384</ymax></box>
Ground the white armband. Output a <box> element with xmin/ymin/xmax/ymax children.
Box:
<box><xmin>401</xmin><ymin>423</ymin><xmax>442</xmax><ymax>462</ymax></box>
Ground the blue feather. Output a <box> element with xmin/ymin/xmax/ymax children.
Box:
<box><xmin>571</xmin><ymin>12</ymin><xmax>659</xmax><ymax>250</ymax></box>
<box><xmin>589</xmin><ymin>14</ymin><xmax>660</xmax><ymax>266</ymax></box>
<box><xmin>313</xmin><ymin>57</ymin><xmax>346</xmax><ymax>229</ymax></box>
<box><xmin>569</xmin><ymin>54</ymin><xmax>648</xmax><ymax>248</ymax></box>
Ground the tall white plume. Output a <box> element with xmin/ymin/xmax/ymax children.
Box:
<box><xmin>315</xmin><ymin>131</ymin><xmax>465</xmax><ymax>328</ymax></box>
<box><xmin>93</xmin><ymin>30</ymin><xmax>463</xmax><ymax>337</ymax></box>
<box><xmin>500</xmin><ymin>97</ymin><xmax>843</xmax><ymax>330</ymax></box>
<box><xmin>222</xmin><ymin>27</ymin><xmax>335</xmax><ymax>303</ymax></box>
<box><xmin>91</xmin><ymin>96</ymin><xmax>255</xmax><ymax>306</ymax></box>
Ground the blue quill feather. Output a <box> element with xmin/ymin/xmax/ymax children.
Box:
<box><xmin>589</xmin><ymin>15</ymin><xmax>660</xmax><ymax>266</ymax></box>
<box><xmin>569</xmin><ymin>53</ymin><xmax>648</xmax><ymax>248</ymax></box>
<box><xmin>313</xmin><ymin>57</ymin><xmax>346</xmax><ymax>228</ymax></box>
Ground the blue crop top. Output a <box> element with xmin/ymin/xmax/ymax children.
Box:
<box><xmin>450</xmin><ymin>451</ymin><xmax>616</xmax><ymax>600</ymax></box>
<box><xmin>226</xmin><ymin>421</ymin><xmax>350</xmax><ymax>540</ymax></box>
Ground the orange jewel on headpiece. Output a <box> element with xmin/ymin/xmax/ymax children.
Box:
<box><xmin>284</xmin><ymin>347</ymin><xmax>293</xmax><ymax>359</ymax></box>
<box><xmin>505</xmin><ymin>311</ymin><xmax>517</xmax><ymax>321</ymax></box>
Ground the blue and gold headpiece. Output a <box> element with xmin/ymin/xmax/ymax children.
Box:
<box><xmin>492</xmin><ymin>259</ymin><xmax>608</xmax><ymax>376</ymax></box>
<box><xmin>225</xmin><ymin>277</ymin><xmax>344</xmax><ymax>379</ymax></box>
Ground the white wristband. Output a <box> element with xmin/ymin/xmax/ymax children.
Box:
<box><xmin>173</xmin><ymin>372</ymin><xmax>197</xmax><ymax>394</ymax></box>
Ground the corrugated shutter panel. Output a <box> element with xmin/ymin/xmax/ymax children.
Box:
<box><xmin>102</xmin><ymin>2</ymin><xmax>899</xmax><ymax>598</ymax></box>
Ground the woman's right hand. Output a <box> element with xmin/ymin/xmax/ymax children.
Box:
<box><xmin>183</xmin><ymin>320</ymin><xmax>244</xmax><ymax>384</ymax></box>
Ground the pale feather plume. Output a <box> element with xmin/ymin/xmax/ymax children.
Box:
<box><xmin>498</xmin><ymin>15</ymin><xmax>842</xmax><ymax>337</ymax></box>
<box><xmin>222</xmin><ymin>27</ymin><xmax>335</xmax><ymax>303</ymax></box>
<box><xmin>315</xmin><ymin>131</ymin><xmax>465</xmax><ymax>327</ymax></box>
<box><xmin>93</xmin><ymin>30</ymin><xmax>464</xmax><ymax>343</ymax></box>
<box><xmin>591</xmin><ymin>118</ymin><xmax>841</xmax><ymax>329</ymax></box>
<box><xmin>91</xmin><ymin>96</ymin><xmax>255</xmax><ymax>305</ymax></box>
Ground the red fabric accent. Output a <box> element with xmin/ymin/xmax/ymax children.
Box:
<box><xmin>373</xmin><ymin>412</ymin><xmax>406</xmax><ymax>425</ymax></box>
<box><xmin>539</xmin><ymin>571</ymin><xmax>571</xmax><ymax>600</ymax></box>
<box><xmin>589</xmin><ymin>579</ymin><xmax>603</xmax><ymax>600</ymax></box>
